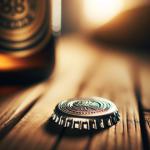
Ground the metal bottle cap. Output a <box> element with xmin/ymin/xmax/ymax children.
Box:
<box><xmin>51</xmin><ymin>97</ymin><xmax>120</xmax><ymax>130</ymax></box>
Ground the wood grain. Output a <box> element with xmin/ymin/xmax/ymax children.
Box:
<box><xmin>0</xmin><ymin>82</ymin><xmax>47</xmax><ymax>140</ymax></box>
<box><xmin>0</xmin><ymin>36</ymin><xmax>100</xmax><ymax>150</ymax></box>
<box><xmin>0</xmin><ymin>36</ymin><xmax>147</xmax><ymax>150</ymax></box>
<box><xmin>139</xmin><ymin>62</ymin><xmax>150</xmax><ymax>146</ymax></box>
<box><xmin>57</xmin><ymin>48</ymin><xmax>143</xmax><ymax>150</ymax></box>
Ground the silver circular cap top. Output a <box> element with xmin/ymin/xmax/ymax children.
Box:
<box><xmin>57</xmin><ymin>97</ymin><xmax>118</xmax><ymax>117</ymax></box>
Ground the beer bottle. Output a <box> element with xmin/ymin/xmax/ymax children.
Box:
<box><xmin>0</xmin><ymin>0</ymin><xmax>55</xmax><ymax>85</ymax></box>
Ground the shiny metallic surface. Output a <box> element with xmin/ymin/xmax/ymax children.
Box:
<box><xmin>52</xmin><ymin>97</ymin><xmax>120</xmax><ymax>130</ymax></box>
<box><xmin>0</xmin><ymin>0</ymin><xmax>52</xmax><ymax>52</ymax></box>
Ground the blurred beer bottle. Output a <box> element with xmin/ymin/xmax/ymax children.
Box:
<box><xmin>0</xmin><ymin>0</ymin><xmax>55</xmax><ymax>85</ymax></box>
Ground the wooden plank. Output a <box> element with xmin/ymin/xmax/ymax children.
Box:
<box><xmin>139</xmin><ymin>62</ymin><xmax>150</xmax><ymax>146</ymax></box>
<box><xmin>140</xmin><ymin>63</ymin><xmax>150</xmax><ymax>110</ymax></box>
<box><xmin>145</xmin><ymin>112</ymin><xmax>150</xmax><ymax>146</ymax></box>
<box><xmin>57</xmin><ymin>50</ymin><xmax>143</xmax><ymax>150</ymax></box>
<box><xmin>0</xmin><ymin>36</ymin><xmax>99</xmax><ymax>150</ymax></box>
<box><xmin>0</xmin><ymin>82</ymin><xmax>48</xmax><ymax>140</ymax></box>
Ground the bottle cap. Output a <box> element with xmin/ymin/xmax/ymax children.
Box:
<box><xmin>51</xmin><ymin>97</ymin><xmax>120</xmax><ymax>130</ymax></box>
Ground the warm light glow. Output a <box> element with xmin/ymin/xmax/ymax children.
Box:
<box><xmin>83</xmin><ymin>0</ymin><xmax>124</xmax><ymax>27</ymax></box>
<box><xmin>0</xmin><ymin>54</ymin><xmax>27</xmax><ymax>71</ymax></box>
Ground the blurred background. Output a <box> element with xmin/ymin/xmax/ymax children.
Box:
<box><xmin>53</xmin><ymin>0</ymin><xmax>150</xmax><ymax>55</ymax></box>
<box><xmin>60</xmin><ymin>0</ymin><xmax>149</xmax><ymax>33</ymax></box>
<box><xmin>0</xmin><ymin>0</ymin><xmax>149</xmax><ymax>85</ymax></box>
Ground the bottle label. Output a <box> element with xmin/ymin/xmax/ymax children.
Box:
<box><xmin>0</xmin><ymin>0</ymin><xmax>51</xmax><ymax>51</ymax></box>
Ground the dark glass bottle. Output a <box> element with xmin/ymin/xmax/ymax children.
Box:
<box><xmin>0</xmin><ymin>0</ymin><xmax>55</xmax><ymax>85</ymax></box>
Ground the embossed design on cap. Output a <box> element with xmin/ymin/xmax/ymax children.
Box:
<box><xmin>52</xmin><ymin>97</ymin><xmax>120</xmax><ymax>130</ymax></box>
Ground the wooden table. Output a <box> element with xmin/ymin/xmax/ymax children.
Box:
<box><xmin>0</xmin><ymin>35</ymin><xmax>149</xmax><ymax>150</ymax></box>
